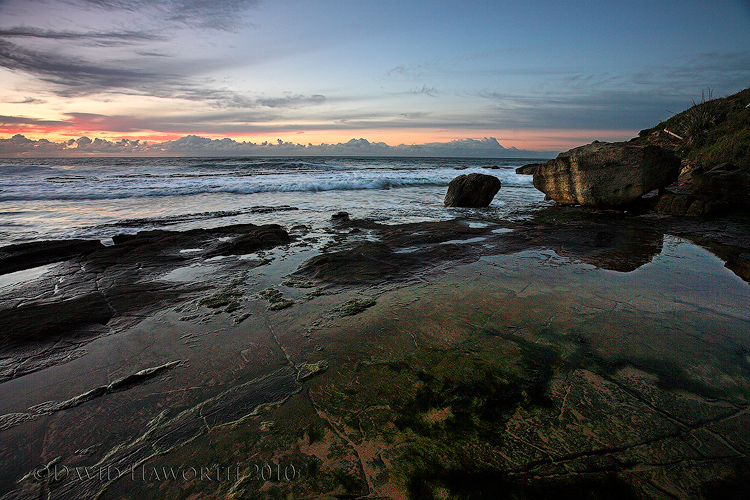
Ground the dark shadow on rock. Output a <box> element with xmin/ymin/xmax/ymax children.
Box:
<box><xmin>531</xmin><ymin>206</ymin><xmax>750</xmax><ymax>281</ymax></box>
<box><xmin>294</xmin><ymin>212</ymin><xmax>668</xmax><ymax>285</ymax></box>
<box><xmin>295</xmin><ymin>242</ymin><xmax>413</xmax><ymax>284</ymax></box>
<box><xmin>297</xmin><ymin>208</ymin><xmax>750</xmax><ymax>288</ymax></box>
<box><xmin>108</xmin><ymin>223</ymin><xmax>289</xmax><ymax>260</ymax></box>
<box><xmin>0</xmin><ymin>292</ymin><xmax>113</xmax><ymax>347</ymax></box>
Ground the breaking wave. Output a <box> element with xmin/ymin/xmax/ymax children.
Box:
<box><xmin>0</xmin><ymin>164</ymin><xmax>533</xmax><ymax>201</ymax></box>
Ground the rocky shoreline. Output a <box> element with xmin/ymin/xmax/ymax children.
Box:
<box><xmin>0</xmin><ymin>190</ymin><xmax>749</xmax><ymax>498</ymax></box>
<box><xmin>2</xmin><ymin>91</ymin><xmax>750</xmax><ymax>498</ymax></box>
<box><xmin>518</xmin><ymin>87</ymin><xmax>750</xmax><ymax>217</ymax></box>
<box><xmin>3</xmin><ymin>205</ymin><xmax>748</xmax><ymax>385</ymax></box>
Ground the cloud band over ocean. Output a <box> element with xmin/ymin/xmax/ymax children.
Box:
<box><xmin>0</xmin><ymin>134</ymin><xmax>554</xmax><ymax>158</ymax></box>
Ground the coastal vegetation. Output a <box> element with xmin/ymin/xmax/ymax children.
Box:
<box><xmin>635</xmin><ymin>87</ymin><xmax>750</xmax><ymax>168</ymax></box>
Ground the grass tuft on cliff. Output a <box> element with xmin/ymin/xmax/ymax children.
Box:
<box><xmin>633</xmin><ymin>87</ymin><xmax>750</xmax><ymax>168</ymax></box>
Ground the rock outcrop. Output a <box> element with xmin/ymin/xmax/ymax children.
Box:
<box><xmin>516</xmin><ymin>163</ymin><xmax>541</xmax><ymax>175</ymax></box>
<box><xmin>444</xmin><ymin>173</ymin><xmax>501</xmax><ymax>207</ymax></box>
<box><xmin>532</xmin><ymin>141</ymin><xmax>680</xmax><ymax>207</ymax></box>
<box><xmin>654</xmin><ymin>163</ymin><xmax>750</xmax><ymax>216</ymax></box>
<box><xmin>0</xmin><ymin>239</ymin><xmax>104</xmax><ymax>275</ymax></box>
<box><xmin>331</xmin><ymin>211</ymin><xmax>350</xmax><ymax>223</ymax></box>
<box><xmin>207</xmin><ymin>224</ymin><xmax>290</xmax><ymax>256</ymax></box>
<box><xmin>691</xmin><ymin>163</ymin><xmax>750</xmax><ymax>208</ymax></box>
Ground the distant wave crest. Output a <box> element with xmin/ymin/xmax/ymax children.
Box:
<box><xmin>0</xmin><ymin>165</ymin><xmax>534</xmax><ymax>201</ymax></box>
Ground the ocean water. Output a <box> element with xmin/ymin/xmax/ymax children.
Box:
<box><xmin>0</xmin><ymin>156</ymin><xmax>548</xmax><ymax>245</ymax></box>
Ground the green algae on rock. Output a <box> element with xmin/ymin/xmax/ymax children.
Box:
<box><xmin>339</xmin><ymin>297</ymin><xmax>376</xmax><ymax>316</ymax></box>
<box><xmin>200</xmin><ymin>289</ymin><xmax>243</xmax><ymax>309</ymax></box>
<box><xmin>258</xmin><ymin>287</ymin><xmax>295</xmax><ymax>310</ymax></box>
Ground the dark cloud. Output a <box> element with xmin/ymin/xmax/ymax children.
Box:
<box><xmin>0</xmin><ymin>36</ymin><xmax>326</xmax><ymax>110</ymax></box>
<box><xmin>386</xmin><ymin>64</ymin><xmax>410</xmax><ymax>77</ymax></box>
<box><xmin>408</xmin><ymin>85</ymin><xmax>437</xmax><ymax>97</ymax></box>
<box><xmin>3</xmin><ymin>97</ymin><xmax>47</xmax><ymax>104</ymax></box>
<box><xmin>0</xmin><ymin>39</ymin><xmax>171</xmax><ymax>95</ymax></box>
<box><xmin>633</xmin><ymin>51</ymin><xmax>750</xmax><ymax>95</ymax></box>
<box><xmin>159</xmin><ymin>0</ymin><xmax>258</xmax><ymax>31</ymax></box>
<box><xmin>0</xmin><ymin>26</ymin><xmax>165</xmax><ymax>46</ymax></box>
<box><xmin>469</xmin><ymin>55</ymin><xmax>750</xmax><ymax>131</ymax></box>
<box><xmin>65</xmin><ymin>112</ymin><xmax>146</xmax><ymax>133</ymax></box>
<box><xmin>257</xmin><ymin>94</ymin><xmax>326</xmax><ymax>108</ymax></box>
<box><xmin>0</xmin><ymin>115</ymin><xmax>68</xmax><ymax>126</ymax></box>
<box><xmin>386</xmin><ymin>62</ymin><xmax>434</xmax><ymax>79</ymax></box>
<box><xmin>0</xmin><ymin>134</ymin><xmax>553</xmax><ymax>158</ymax></box>
<box><xmin>473</xmin><ymin>89</ymin><xmax>683</xmax><ymax>131</ymax></box>
<box><xmin>0</xmin><ymin>0</ymin><xmax>264</xmax><ymax>99</ymax></box>
<box><xmin>135</xmin><ymin>51</ymin><xmax>173</xmax><ymax>57</ymax></box>
<box><xmin>58</xmin><ymin>0</ymin><xmax>259</xmax><ymax>31</ymax></box>
<box><xmin>62</xmin><ymin>111</ymin><xmax>281</xmax><ymax>135</ymax></box>
<box><xmin>140</xmin><ymin>88</ymin><xmax>328</xmax><ymax>111</ymax></box>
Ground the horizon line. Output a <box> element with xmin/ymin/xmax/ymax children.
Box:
<box><xmin>1</xmin><ymin>133</ymin><xmax>564</xmax><ymax>159</ymax></box>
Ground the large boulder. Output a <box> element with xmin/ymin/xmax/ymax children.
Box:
<box><xmin>444</xmin><ymin>173</ymin><xmax>501</xmax><ymax>207</ymax></box>
<box><xmin>532</xmin><ymin>141</ymin><xmax>680</xmax><ymax>207</ymax></box>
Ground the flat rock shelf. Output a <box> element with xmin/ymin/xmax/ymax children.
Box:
<box><xmin>0</xmin><ymin>209</ymin><xmax>749</xmax><ymax>500</ymax></box>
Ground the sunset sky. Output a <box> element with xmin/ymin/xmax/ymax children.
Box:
<box><xmin>1</xmin><ymin>0</ymin><xmax>749</xmax><ymax>155</ymax></box>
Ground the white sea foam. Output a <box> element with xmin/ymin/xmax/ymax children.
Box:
<box><xmin>0</xmin><ymin>156</ymin><xmax>547</xmax><ymax>244</ymax></box>
<box><xmin>0</xmin><ymin>166</ymin><xmax>533</xmax><ymax>201</ymax></box>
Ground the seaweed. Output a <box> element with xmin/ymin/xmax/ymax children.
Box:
<box><xmin>199</xmin><ymin>288</ymin><xmax>243</xmax><ymax>308</ymax></box>
<box><xmin>258</xmin><ymin>287</ymin><xmax>295</xmax><ymax>310</ymax></box>
<box><xmin>339</xmin><ymin>297</ymin><xmax>376</xmax><ymax>316</ymax></box>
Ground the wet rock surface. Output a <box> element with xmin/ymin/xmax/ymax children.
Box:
<box><xmin>0</xmin><ymin>223</ymin><xmax>290</xmax><ymax>381</ymax></box>
<box><xmin>294</xmin><ymin>219</ymin><xmax>497</xmax><ymax>284</ymax></box>
<box><xmin>295</xmin><ymin>209</ymin><xmax>750</xmax><ymax>283</ymax></box>
<box><xmin>92</xmin><ymin>232</ymin><xmax>750</xmax><ymax>500</ymax></box>
<box><xmin>0</xmin><ymin>211</ymin><xmax>749</xmax><ymax>500</ymax></box>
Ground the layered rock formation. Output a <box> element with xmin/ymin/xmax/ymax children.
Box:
<box><xmin>654</xmin><ymin>163</ymin><xmax>750</xmax><ymax>216</ymax></box>
<box><xmin>692</xmin><ymin>163</ymin><xmax>750</xmax><ymax>207</ymax></box>
<box><xmin>532</xmin><ymin>141</ymin><xmax>680</xmax><ymax>207</ymax></box>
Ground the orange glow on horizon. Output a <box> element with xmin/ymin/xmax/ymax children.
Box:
<box><xmin>0</xmin><ymin>126</ymin><xmax>187</xmax><ymax>144</ymax></box>
<box><xmin>1</xmin><ymin>125</ymin><xmax>639</xmax><ymax>153</ymax></box>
